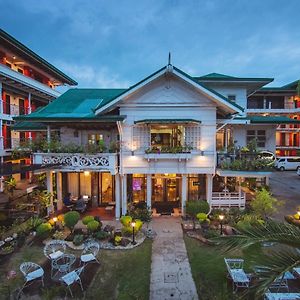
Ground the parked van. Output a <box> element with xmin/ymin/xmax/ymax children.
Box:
<box><xmin>275</xmin><ymin>157</ymin><xmax>300</xmax><ymax>171</ymax></box>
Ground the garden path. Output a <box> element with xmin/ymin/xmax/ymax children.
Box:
<box><xmin>150</xmin><ymin>216</ymin><xmax>198</xmax><ymax>300</ymax></box>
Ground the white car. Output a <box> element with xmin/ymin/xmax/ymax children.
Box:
<box><xmin>297</xmin><ymin>167</ymin><xmax>300</xmax><ymax>176</ymax></box>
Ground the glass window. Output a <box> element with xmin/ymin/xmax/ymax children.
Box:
<box><xmin>247</xmin><ymin>130</ymin><xmax>266</xmax><ymax>148</ymax></box>
<box><xmin>132</xmin><ymin>174</ymin><xmax>146</xmax><ymax>203</ymax></box>
<box><xmin>188</xmin><ymin>174</ymin><xmax>206</xmax><ymax>201</ymax></box>
<box><xmin>101</xmin><ymin>173</ymin><xmax>114</xmax><ymax>203</ymax></box>
<box><xmin>228</xmin><ymin>95</ymin><xmax>236</xmax><ymax>102</ymax></box>
<box><xmin>88</xmin><ymin>134</ymin><xmax>104</xmax><ymax>145</ymax></box>
<box><xmin>150</xmin><ymin>125</ymin><xmax>184</xmax><ymax>148</ymax></box>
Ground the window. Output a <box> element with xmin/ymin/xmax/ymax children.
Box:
<box><xmin>150</xmin><ymin>125</ymin><xmax>183</xmax><ymax>148</ymax></box>
<box><xmin>88</xmin><ymin>134</ymin><xmax>103</xmax><ymax>144</ymax></box>
<box><xmin>228</xmin><ymin>95</ymin><xmax>236</xmax><ymax>102</ymax></box>
<box><xmin>247</xmin><ymin>130</ymin><xmax>266</xmax><ymax>147</ymax></box>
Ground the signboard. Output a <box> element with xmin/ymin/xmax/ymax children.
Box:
<box><xmin>133</xmin><ymin>178</ymin><xmax>142</xmax><ymax>191</ymax></box>
<box><xmin>192</xmin><ymin>181</ymin><xmax>201</xmax><ymax>186</ymax></box>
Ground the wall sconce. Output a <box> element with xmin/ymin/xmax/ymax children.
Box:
<box><xmin>131</xmin><ymin>150</ymin><xmax>135</xmax><ymax>156</ymax></box>
<box><xmin>84</xmin><ymin>171</ymin><xmax>90</xmax><ymax>176</ymax></box>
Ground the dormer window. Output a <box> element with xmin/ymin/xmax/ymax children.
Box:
<box><xmin>228</xmin><ymin>95</ymin><xmax>236</xmax><ymax>102</ymax></box>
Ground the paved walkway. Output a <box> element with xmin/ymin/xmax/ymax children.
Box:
<box><xmin>150</xmin><ymin>216</ymin><xmax>198</xmax><ymax>300</ymax></box>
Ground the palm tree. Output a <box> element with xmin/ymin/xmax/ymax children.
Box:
<box><xmin>216</xmin><ymin>221</ymin><xmax>300</xmax><ymax>296</ymax></box>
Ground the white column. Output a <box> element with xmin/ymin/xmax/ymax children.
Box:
<box><xmin>0</xmin><ymin>156</ymin><xmax>3</xmax><ymax>192</ymax></box>
<box><xmin>265</xmin><ymin>175</ymin><xmax>270</xmax><ymax>186</ymax></box>
<box><xmin>121</xmin><ymin>174</ymin><xmax>127</xmax><ymax>216</ymax></box>
<box><xmin>115</xmin><ymin>174</ymin><xmax>121</xmax><ymax>220</ymax></box>
<box><xmin>146</xmin><ymin>174</ymin><xmax>152</xmax><ymax>210</ymax></box>
<box><xmin>46</xmin><ymin>171</ymin><xmax>54</xmax><ymax>215</ymax></box>
<box><xmin>27</xmin><ymin>93</ymin><xmax>32</xmax><ymax>140</ymax></box>
<box><xmin>56</xmin><ymin>172</ymin><xmax>63</xmax><ymax>211</ymax></box>
<box><xmin>47</xmin><ymin>125</ymin><xmax>51</xmax><ymax>152</ymax></box>
<box><xmin>206</xmin><ymin>174</ymin><xmax>213</xmax><ymax>206</ymax></box>
<box><xmin>0</xmin><ymin>81</ymin><xmax>3</xmax><ymax>114</ymax></box>
<box><xmin>181</xmin><ymin>174</ymin><xmax>187</xmax><ymax>216</ymax></box>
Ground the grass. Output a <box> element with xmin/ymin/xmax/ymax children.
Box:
<box><xmin>184</xmin><ymin>235</ymin><xmax>261</xmax><ymax>300</ymax></box>
<box><xmin>87</xmin><ymin>239</ymin><xmax>152</xmax><ymax>300</ymax></box>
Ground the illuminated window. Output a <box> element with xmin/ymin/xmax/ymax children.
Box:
<box><xmin>150</xmin><ymin>125</ymin><xmax>183</xmax><ymax>148</ymax></box>
<box><xmin>88</xmin><ymin>134</ymin><xmax>104</xmax><ymax>144</ymax></box>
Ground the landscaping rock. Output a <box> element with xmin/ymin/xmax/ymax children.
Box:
<box><xmin>120</xmin><ymin>237</ymin><xmax>131</xmax><ymax>247</ymax></box>
<box><xmin>103</xmin><ymin>224</ymin><xmax>115</xmax><ymax>234</ymax></box>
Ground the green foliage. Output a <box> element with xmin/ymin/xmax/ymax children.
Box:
<box><xmin>145</xmin><ymin>144</ymin><xmax>193</xmax><ymax>154</ymax></box>
<box><xmin>120</xmin><ymin>215</ymin><xmax>132</xmax><ymax>227</ymax></box>
<box><xmin>127</xmin><ymin>203</ymin><xmax>152</xmax><ymax>223</ymax></box>
<box><xmin>36</xmin><ymin>222</ymin><xmax>52</xmax><ymax>238</ymax></box>
<box><xmin>27</xmin><ymin>216</ymin><xmax>43</xmax><ymax>230</ymax></box>
<box><xmin>32</xmin><ymin>189</ymin><xmax>53</xmax><ymax>208</ymax></box>
<box><xmin>82</xmin><ymin>215</ymin><xmax>94</xmax><ymax>225</ymax></box>
<box><xmin>186</xmin><ymin>201</ymin><xmax>209</xmax><ymax>219</ymax></box>
<box><xmin>73</xmin><ymin>234</ymin><xmax>84</xmax><ymax>246</ymax></box>
<box><xmin>109</xmin><ymin>141</ymin><xmax>120</xmax><ymax>153</ymax></box>
<box><xmin>64</xmin><ymin>211</ymin><xmax>80</xmax><ymax>232</ymax></box>
<box><xmin>0</xmin><ymin>212</ymin><xmax>7</xmax><ymax>222</ymax></box>
<box><xmin>87</xmin><ymin>220</ymin><xmax>100</xmax><ymax>233</ymax></box>
<box><xmin>95</xmin><ymin>230</ymin><xmax>110</xmax><ymax>240</ymax></box>
<box><xmin>122</xmin><ymin>219</ymin><xmax>143</xmax><ymax>235</ymax></box>
<box><xmin>250</xmin><ymin>188</ymin><xmax>279</xmax><ymax>219</ymax></box>
<box><xmin>3</xmin><ymin>176</ymin><xmax>17</xmax><ymax>196</ymax></box>
<box><xmin>221</xmin><ymin>157</ymin><xmax>274</xmax><ymax>171</ymax></box>
<box><xmin>203</xmin><ymin>228</ymin><xmax>219</xmax><ymax>239</ymax></box>
<box><xmin>196</xmin><ymin>212</ymin><xmax>208</xmax><ymax>223</ymax></box>
<box><xmin>236</xmin><ymin>214</ymin><xmax>264</xmax><ymax>230</ymax></box>
<box><xmin>52</xmin><ymin>230</ymin><xmax>65</xmax><ymax>240</ymax></box>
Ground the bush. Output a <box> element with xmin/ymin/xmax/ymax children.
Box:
<box><xmin>122</xmin><ymin>219</ymin><xmax>143</xmax><ymax>235</ymax></box>
<box><xmin>120</xmin><ymin>215</ymin><xmax>132</xmax><ymax>227</ymax></box>
<box><xmin>27</xmin><ymin>216</ymin><xmax>43</xmax><ymax>230</ymax></box>
<box><xmin>204</xmin><ymin>228</ymin><xmax>219</xmax><ymax>239</ymax></box>
<box><xmin>87</xmin><ymin>220</ymin><xmax>100</xmax><ymax>233</ymax></box>
<box><xmin>186</xmin><ymin>201</ymin><xmax>210</xmax><ymax>218</ymax></box>
<box><xmin>64</xmin><ymin>211</ymin><xmax>80</xmax><ymax>232</ymax></box>
<box><xmin>36</xmin><ymin>222</ymin><xmax>52</xmax><ymax>238</ymax></box>
<box><xmin>73</xmin><ymin>234</ymin><xmax>84</xmax><ymax>246</ymax></box>
<box><xmin>196</xmin><ymin>213</ymin><xmax>208</xmax><ymax>223</ymax></box>
<box><xmin>52</xmin><ymin>230</ymin><xmax>65</xmax><ymax>240</ymax></box>
<box><xmin>95</xmin><ymin>230</ymin><xmax>109</xmax><ymax>240</ymax></box>
<box><xmin>82</xmin><ymin>215</ymin><xmax>94</xmax><ymax>225</ymax></box>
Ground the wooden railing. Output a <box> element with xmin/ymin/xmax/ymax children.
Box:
<box><xmin>211</xmin><ymin>192</ymin><xmax>246</xmax><ymax>208</ymax></box>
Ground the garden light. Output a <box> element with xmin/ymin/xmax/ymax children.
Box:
<box><xmin>131</xmin><ymin>221</ymin><xmax>136</xmax><ymax>245</ymax></box>
<box><xmin>219</xmin><ymin>214</ymin><xmax>224</xmax><ymax>235</ymax></box>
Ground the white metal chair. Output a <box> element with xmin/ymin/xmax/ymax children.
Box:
<box><xmin>224</xmin><ymin>258</ymin><xmax>250</xmax><ymax>292</ymax></box>
<box><xmin>19</xmin><ymin>262</ymin><xmax>44</xmax><ymax>297</ymax></box>
<box><xmin>60</xmin><ymin>267</ymin><xmax>84</xmax><ymax>298</ymax></box>
<box><xmin>44</xmin><ymin>239</ymin><xmax>66</xmax><ymax>260</ymax></box>
<box><xmin>80</xmin><ymin>241</ymin><xmax>100</xmax><ymax>266</ymax></box>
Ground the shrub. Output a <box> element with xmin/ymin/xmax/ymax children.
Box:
<box><xmin>196</xmin><ymin>213</ymin><xmax>208</xmax><ymax>223</ymax></box>
<box><xmin>64</xmin><ymin>211</ymin><xmax>80</xmax><ymax>232</ymax></box>
<box><xmin>95</xmin><ymin>230</ymin><xmax>109</xmax><ymax>240</ymax></box>
<box><xmin>127</xmin><ymin>203</ymin><xmax>152</xmax><ymax>224</ymax></box>
<box><xmin>204</xmin><ymin>228</ymin><xmax>219</xmax><ymax>239</ymax></box>
<box><xmin>114</xmin><ymin>235</ymin><xmax>122</xmax><ymax>246</ymax></box>
<box><xmin>36</xmin><ymin>222</ymin><xmax>52</xmax><ymax>238</ymax></box>
<box><xmin>186</xmin><ymin>201</ymin><xmax>209</xmax><ymax>218</ymax></box>
<box><xmin>120</xmin><ymin>215</ymin><xmax>132</xmax><ymax>227</ymax></box>
<box><xmin>82</xmin><ymin>215</ymin><xmax>94</xmax><ymax>225</ymax></box>
<box><xmin>52</xmin><ymin>230</ymin><xmax>65</xmax><ymax>240</ymax></box>
<box><xmin>87</xmin><ymin>220</ymin><xmax>100</xmax><ymax>233</ymax></box>
<box><xmin>73</xmin><ymin>234</ymin><xmax>84</xmax><ymax>246</ymax></box>
<box><xmin>122</xmin><ymin>219</ymin><xmax>143</xmax><ymax>235</ymax></box>
<box><xmin>294</xmin><ymin>214</ymin><xmax>300</xmax><ymax>220</ymax></box>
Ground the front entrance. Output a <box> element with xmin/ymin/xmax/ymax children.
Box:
<box><xmin>152</xmin><ymin>174</ymin><xmax>181</xmax><ymax>214</ymax></box>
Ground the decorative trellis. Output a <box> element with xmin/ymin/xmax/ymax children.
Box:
<box><xmin>132</xmin><ymin>125</ymin><xmax>150</xmax><ymax>150</ymax></box>
<box><xmin>185</xmin><ymin>125</ymin><xmax>201</xmax><ymax>149</ymax></box>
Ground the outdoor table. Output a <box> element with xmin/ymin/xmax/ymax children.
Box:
<box><xmin>265</xmin><ymin>292</ymin><xmax>300</xmax><ymax>300</ymax></box>
<box><xmin>51</xmin><ymin>253</ymin><xmax>76</xmax><ymax>281</ymax></box>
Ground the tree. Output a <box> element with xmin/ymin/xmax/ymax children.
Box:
<box><xmin>32</xmin><ymin>189</ymin><xmax>53</xmax><ymax>216</ymax></box>
<box><xmin>216</xmin><ymin>221</ymin><xmax>300</xmax><ymax>297</ymax></box>
<box><xmin>250</xmin><ymin>188</ymin><xmax>279</xmax><ymax>220</ymax></box>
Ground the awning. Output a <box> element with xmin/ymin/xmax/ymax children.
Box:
<box><xmin>216</xmin><ymin>169</ymin><xmax>272</xmax><ymax>178</ymax></box>
<box><xmin>134</xmin><ymin>119</ymin><xmax>201</xmax><ymax>125</ymax></box>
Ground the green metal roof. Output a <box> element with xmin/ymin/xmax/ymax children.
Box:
<box><xmin>0</xmin><ymin>28</ymin><xmax>77</xmax><ymax>85</ymax></box>
<box><xmin>194</xmin><ymin>72</ymin><xmax>274</xmax><ymax>82</ymax></box>
<box><xmin>14</xmin><ymin>88</ymin><xmax>127</xmax><ymax>122</ymax></box>
<box><xmin>281</xmin><ymin>80</ymin><xmax>300</xmax><ymax>89</ymax></box>
<box><xmin>94</xmin><ymin>65</ymin><xmax>244</xmax><ymax>113</ymax></box>
<box><xmin>13</xmin><ymin>121</ymin><xmax>47</xmax><ymax>131</ymax></box>
<box><xmin>237</xmin><ymin>115</ymin><xmax>300</xmax><ymax>124</ymax></box>
<box><xmin>134</xmin><ymin>119</ymin><xmax>201</xmax><ymax>124</ymax></box>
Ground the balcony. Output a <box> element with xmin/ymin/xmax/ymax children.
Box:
<box><xmin>0</xmin><ymin>64</ymin><xmax>60</xmax><ymax>98</ymax></box>
<box><xmin>246</xmin><ymin>107</ymin><xmax>300</xmax><ymax>114</ymax></box>
<box><xmin>33</xmin><ymin>152</ymin><xmax>118</xmax><ymax>174</ymax></box>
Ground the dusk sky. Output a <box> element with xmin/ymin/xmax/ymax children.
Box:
<box><xmin>1</xmin><ymin>0</ymin><xmax>300</xmax><ymax>89</ymax></box>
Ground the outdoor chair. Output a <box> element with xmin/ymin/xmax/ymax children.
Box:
<box><xmin>80</xmin><ymin>241</ymin><xmax>100</xmax><ymax>266</ymax></box>
<box><xmin>43</xmin><ymin>239</ymin><xmax>66</xmax><ymax>260</ymax></box>
<box><xmin>60</xmin><ymin>267</ymin><xmax>84</xmax><ymax>298</ymax></box>
<box><xmin>224</xmin><ymin>258</ymin><xmax>250</xmax><ymax>292</ymax></box>
<box><xmin>19</xmin><ymin>262</ymin><xmax>44</xmax><ymax>297</ymax></box>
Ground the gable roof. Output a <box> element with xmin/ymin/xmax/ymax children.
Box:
<box><xmin>94</xmin><ymin>65</ymin><xmax>244</xmax><ymax>114</ymax></box>
<box><xmin>0</xmin><ymin>28</ymin><xmax>77</xmax><ymax>85</ymax></box>
<box><xmin>15</xmin><ymin>88</ymin><xmax>126</xmax><ymax>122</ymax></box>
<box><xmin>194</xmin><ymin>72</ymin><xmax>274</xmax><ymax>83</ymax></box>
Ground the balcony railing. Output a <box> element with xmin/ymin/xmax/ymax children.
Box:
<box><xmin>211</xmin><ymin>192</ymin><xmax>246</xmax><ymax>208</ymax></box>
<box><xmin>33</xmin><ymin>152</ymin><xmax>118</xmax><ymax>174</ymax></box>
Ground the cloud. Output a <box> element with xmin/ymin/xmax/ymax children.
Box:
<box><xmin>55</xmin><ymin>61</ymin><xmax>130</xmax><ymax>88</ymax></box>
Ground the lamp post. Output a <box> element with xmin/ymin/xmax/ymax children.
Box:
<box><xmin>219</xmin><ymin>214</ymin><xmax>224</xmax><ymax>235</ymax></box>
<box><xmin>53</xmin><ymin>217</ymin><xmax>58</xmax><ymax>230</ymax></box>
<box><xmin>131</xmin><ymin>220</ymin><xmax>136</xmax><ymax>245</ymax></box>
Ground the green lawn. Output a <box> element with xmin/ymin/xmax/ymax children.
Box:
<box><xmin>184</xmin><ymin>236</ymin><xmax>261</xmax><ymax>300</ymax></box>
<box><xmin>87</xmin><ymin>239</ymin><xmax>152</xmax><ymax>300</ymax></box>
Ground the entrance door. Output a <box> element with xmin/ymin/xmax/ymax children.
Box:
<box><xmin>152</xmin><ymin>174</ymin><xmax>181</xmax><ymax>213</ymax></box>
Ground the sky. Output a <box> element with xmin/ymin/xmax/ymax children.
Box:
<box><xmin>1</xmin><ymin>0</ymin><xmax>300</xmax><ymax>89</ymax></box>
